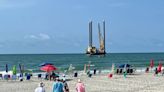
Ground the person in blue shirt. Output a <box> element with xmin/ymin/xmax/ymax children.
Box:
<box><xmin>52</xmin><ymin>78</ymin><xmax>64</xmax><ymax>92</ymax></box>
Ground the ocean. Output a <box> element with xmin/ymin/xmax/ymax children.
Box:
<box><xmin>0</xmin><ymin>53</ymin><xmax>164</xmax><ymax>72</ymax></box>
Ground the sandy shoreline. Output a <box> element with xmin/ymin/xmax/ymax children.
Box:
<box><xmin>0</xmin><ymin>72</ymin><xmax>164</xmax><ymax>92</ymax></box>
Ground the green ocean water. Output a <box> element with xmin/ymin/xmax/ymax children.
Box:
<box><xmin>0</xmin><ymin>53</ymin><xmax>164</xmax><ymax>72</ymax></box>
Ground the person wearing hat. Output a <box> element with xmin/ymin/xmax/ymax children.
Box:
<box><xmin>35</xmin><ymin>82</ymin><xmax>46</xmax><ymax>92</ymax></box>
<box><xmin>75</xmin><ymin>79</ymin><xmax>85</xmax><ymax>92</ymax></box>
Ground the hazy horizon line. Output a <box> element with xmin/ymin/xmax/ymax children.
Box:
<box><xmin>0</xmin><ymin>52</ymin><xmax>163</xmax><ymax>55</ymax></box>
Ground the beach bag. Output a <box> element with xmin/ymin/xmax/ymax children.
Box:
<box><xmin>108</xmin><ymin>74</ymin><xmax>113</xmax><ymax>78</ymax></box>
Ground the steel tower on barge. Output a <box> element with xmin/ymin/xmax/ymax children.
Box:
<box><xmin>86</xmin><ymin>21</ymin><xmax>106</xmax><ymax>55</ymax></box>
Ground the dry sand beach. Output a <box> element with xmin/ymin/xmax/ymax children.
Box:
<box><xmin>1</xmin><ymin>72</ymin><xmax>164</xmax><ymax>92</ymax></box>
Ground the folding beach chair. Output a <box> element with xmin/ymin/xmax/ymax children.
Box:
<box><xmin>119</xmin><ymin>69</ymin><xmax>123</xmax><ymax>74</ymax></box>
<box><xmin>38</xmin><ymin>74</ymin><xmax>42</xmax><ymax>79</ymax></box>
<box><xmin>116</xmin><ymin>69</ymin><xmax>119</xmax><ymax>74</ymax></box>
<box><xmin>74</xmin><ymin>72</ymin><xmax>78</xmax><ymax>77</ymax></box>
<box><xmin>0</xmin><ymin>74</ymin><xmax>3</xmax><ymax>80</ymax></box>
<box><xmin>26</xmin><ymin>74</ymin><xmax>31</xmax><ymax>80</ymax></box>
<box><xmin>12</xmin><ymin>75</ymin><xmax>17</xmax><ymax>80</ymax></box>
<box><xmin>4</xmin><ymin>74</ymin><xmax>9</xmax><ymax>80</ymax></box>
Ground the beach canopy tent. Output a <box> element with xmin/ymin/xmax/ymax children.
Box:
<box><xmin>39</xmin><ymin>62</ymin><xmax>54</xmax><ymax>67</ymax></box>
<box><xmin>118</xmin><ymin>64</ymin><xmax>131</xmax><ymax>68</ymax></box>
<box><xmin>115</xmin><ymin>64</ymin><xmax>135</xmax><ymax>74</ymax></box>
<box><xmin>40</xmin><ymin>65</ymin><xmax>57</xmax><ymax>72</ymax></box>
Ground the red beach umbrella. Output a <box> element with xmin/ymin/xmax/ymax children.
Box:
<box><xmin>40</xmin><ymin>65</ymin><xmax>57</xmax><ymax>72</ymax></box>
<box><xmin>150</xmin><ymin>59</ymin><xmax>154</xmax><ymax>68</ymax></box>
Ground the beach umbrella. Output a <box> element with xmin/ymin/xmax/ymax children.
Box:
<box><xmin>40</xmin><ymin>65</ymin><xmax>57</xmax><ymax>72</ymax></box>
<box><xmin>19</xmin><ymin>64</ymin><xmax>22</xmax><ymax>72</ymax></box>
<box><xmin>68</xmin><ymin>64</ymin><xmax>75</xmax><ymax>71</ymax></box>
<box><xmin>22</xmin><ymin>64</ymin><xmax>24</xmax><ymax>74</ymax></box>
<box><xmin>83</xmin><ymin>64</ymin><xmax>86</xmax><ymax>73</ymax></box>
<box><xmin>6</xmin><ymin>64</ymin><xmax>8</xmax><ymax>73</ymax></box>
<box><xmin>118</xmin><ymin>64</ymin><xmax>130</xmax><ymax>68</ymax></box>
<box><xmin>123</xmin><ymin>64</ymin><xmax>127</xmax><ymax>72</ymax></box>
<box><xmin>19</xmin><ymin>64</ymin><xmax>23</xmax><ymax>77</ymax></box>
<box><xmin>111</xmin><ymin>63</ymin><xmax>115</xmax><ymax>73</ymax></box>
<box><xmin>150</xmin><ymin>59</ymin><xmax>154</xmax><ymax>68</ymax></box>
<box><xmin>39</xmin><ymin>62</ymin><xmax>54</xmax><ymax>67</ymax></box>
<box><xmin>12</xmin><ymin>65</ymin><xmax>17</xmax><ymax>75</ymax></box>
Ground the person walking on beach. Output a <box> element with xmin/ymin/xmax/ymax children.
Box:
<box><xmin>52</xmin><ymin>78</ymin><xmax>64</xmax><ymax>92</ymax></box>
<box><xmin>76</xmin><ymin>79</ymin><xmax>85</xmax><ymax>92</ymax></box>
<box><xmin>35</xmin><ymin>82</ymin><xmax>46</xmax><ymax>92</ymax></box>
<box><xmin>62</xmin><ymin>79</ymin><xmax>69</xmax><ymax>92</ymax></box>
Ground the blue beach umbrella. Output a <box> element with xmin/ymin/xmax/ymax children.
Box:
<box><xmin>39</xmin><ymin>62</ymin><xmax>54</xmax><ymax>67</ymax></box>
<box><xmin>118</xmin><ymin>64</ymin><xmax>131</xmax><ymax>68</ymax></box>
<box><xmin>6</xmin><ymin>64</ymin><xmax>8</xmax><ymax>73</ymax></box>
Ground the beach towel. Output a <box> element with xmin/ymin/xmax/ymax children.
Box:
<box><xmin>76</xmin><ymin>83</ymin><xmax>85</xmax><ymax>92</ymax></box>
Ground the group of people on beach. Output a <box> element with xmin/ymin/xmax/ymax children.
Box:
<box><xmin>35</xmin><ymin>78</ymin><xmax>85</xmax><ymax>92</ymax></box>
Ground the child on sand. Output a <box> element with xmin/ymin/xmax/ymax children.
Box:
<box><xmin>75</xmin><ymin>79</ymin><xmax>85</xmax><ymax>92</ymax></box>
<box><xmin>35</xmin><ymin>82</ymin><xmax>45</xmax><ymax>92</ymax></box>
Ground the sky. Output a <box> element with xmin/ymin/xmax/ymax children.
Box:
<box><xmin>0</xmin><ymin>0</ymin><xmax>163</xmax><ymax>54</ymax></box>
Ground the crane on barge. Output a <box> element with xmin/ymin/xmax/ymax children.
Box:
<box><xmin>86</xmin><ymin>21</ymin><xmax>106</xmax><ymax>55</ymax></box>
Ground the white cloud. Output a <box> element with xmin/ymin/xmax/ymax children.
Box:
<box><xmin>39</xmin><ymin>33</ymin><xmax>50</xmax><ymax>40</ymax></box>
<box><xmin>29</xmin><ymin>35</ymin><xmax>38</xmax><ymax>39</ymax></box>
<box><xmin>24</xmin><ymin>33</ymin><xmax>51</xmax><ymax>40</ymax></box>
